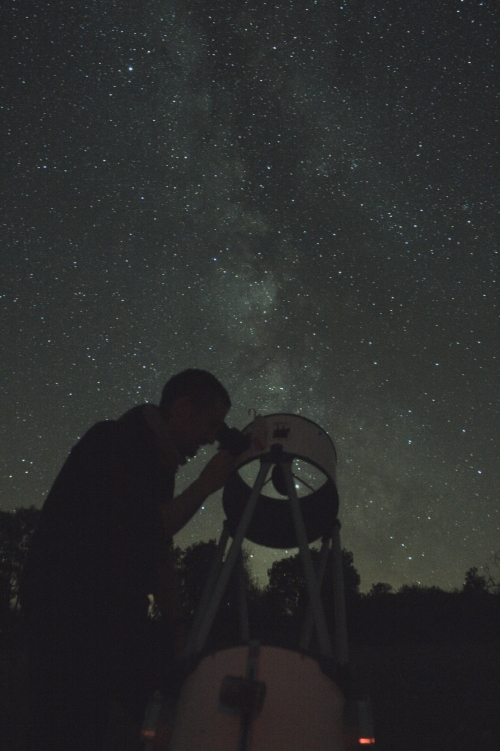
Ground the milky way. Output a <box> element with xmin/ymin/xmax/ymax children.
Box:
<box><xmin>2</xmin><ymin>0</ymin><xmax>498</xmax><ymax>589</ymax></box>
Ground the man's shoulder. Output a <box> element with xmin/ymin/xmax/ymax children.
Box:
<box><xmin>77</xmin><ymin>405</ymin><xmax>149</xmax><ymax>445</ymax></box>
<box><xmin>115</xmin><ymin>404</ymin><xmax>149</xmax><ymax>429</ymax></box>
<box><xmin>62</xmin><ymin>409</ymin><xmax>149</xmax><ymax>474</ymax></box>
<box><xmin>70</xmin><ymin>418</ymin><xmax>118</xmax><ymax>454</ymax></box>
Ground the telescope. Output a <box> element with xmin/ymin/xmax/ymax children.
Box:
<box><xmin>144</xmin><ymin>413</ymin><xmax>375</xmax><ymax>750</ymax></box>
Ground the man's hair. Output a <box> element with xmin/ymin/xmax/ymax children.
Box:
<box><xmin>160</xmin><ymin>369</ymin><xmax>231</xmax><ymax>415</ymax></box>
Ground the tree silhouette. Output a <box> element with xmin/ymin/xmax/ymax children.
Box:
<box><xmin>484</xmin><ymin>551</ymin><xmax>500</xmax><ymax>594</ymax></box>
<box><xmin>0</xmin><ymin>504</ymin><xmax>497</xmax><ymax>649</ymax></box>
<box><xmin>262</xmin><ymin>547</ymin><xmax>361</xmax><ymax>645</ymax></box>
<box><xmin>0</xmin><ymin>506</ymin><xmax>40</xmax><ymax>646</ymax></box>
<box><xmin>367</xmin><ymin>582</ymin><xmax>393</xmax><ymax>597</ymax></box>
<box><xmin>171</xmin><ymin>539</ymin><xmax>260</xmax><ymax>649</ymax></box>
<box><xmin>463</xmin><ymin>566</ymin><xmax>489</xmax><ymax>595</ymax></box>
<box><xmin>267</xmin><ymin>547</ymin><xmax>360</xmax><ymax>606</ymax></box>
<box><xmin>0</xmin><ymin>507</ymin><xmax>40</xmax><ymax>612</ymax></box>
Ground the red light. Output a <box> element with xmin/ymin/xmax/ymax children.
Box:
<box><xmin>359</xmin><ymin>739</ymin><xmax>375</xmax><ymax>745</ymax></box>
<box><xmin>142</xmin><ymin>730</ymin><xmax>156</xmax><ymax>739</ymax></box>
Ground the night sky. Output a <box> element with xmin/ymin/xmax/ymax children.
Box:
<box><xmin>2</xmin><ymin>0</ymin><xmax>499</xmax><ymax>591</ymax></box>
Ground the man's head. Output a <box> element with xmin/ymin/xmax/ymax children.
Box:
<box><xmin>159</xmin><ymin>369</ymin><xmax>231</xmax><ymax>458</ymax></box>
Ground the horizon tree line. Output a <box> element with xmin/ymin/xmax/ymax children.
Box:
<box><xmin>1</xmin><ymin>506</ymin><xmax>498</xmax><ymax>649</ymax></box>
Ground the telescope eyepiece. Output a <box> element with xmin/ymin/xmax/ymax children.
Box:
<box><xmin>216</xmin><ymin>423</ymin><xmax>252</xmax><ymax>457</ymax></box>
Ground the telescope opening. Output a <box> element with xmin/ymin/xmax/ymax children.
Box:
<box><xmin>222</xmin><ymin>413</ymin><xmax>340</xmax><ymax>548</ymax></box>
<box><xmin>237</xmin><ymin>459</ymin><xmax>329</xmax><ymax>499</ymax></box>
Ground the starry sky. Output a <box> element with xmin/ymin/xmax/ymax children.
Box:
<box><xmin>2</xmin><ymin>0</ymin><xmax>499</xmax><ymax>591</ymax></box>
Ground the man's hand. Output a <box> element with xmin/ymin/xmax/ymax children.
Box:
<box><xmin>196</xmin><ymin>449</ymin><xmax>236</xmax><ymax>497</ymax></box>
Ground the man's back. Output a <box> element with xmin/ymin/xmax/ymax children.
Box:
<box><xmin>21</xmin><ymin>406</ymin><xmax>175</xmax><ymax>751</ymax></box>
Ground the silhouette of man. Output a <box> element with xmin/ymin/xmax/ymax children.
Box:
<box><xmin>21</xmin><ymin>369</ymin><xmax>234</xmax><ymax>751</ymax></box>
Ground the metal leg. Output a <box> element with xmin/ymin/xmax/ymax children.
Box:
<box><xmin>331</xmin><ymin>522</ymin><xmax>349</xmax><ymax>665</ymax></box>
<box><xmin>281</xmin><ymin>462</ymin><xmax>334</xmax><ymax>658</ymax></box>
<box><xmin>238</xmin><ymin>552</ymin><xmax>250</xmax><ymax>643</ymax></box>
<box><xmin>186</xmin><ymin>458</ymin><xmax>342</xmax><ymax>662</ymax></box>
<box><xmin>188</xmin><ymin>462</ymin><xmax>272</xmax><ymax>655</ymax></box>
<box><xmin>300</xmin><ymin>535</ymin><xmax>331</xmax><ymax>651</ymax></box>
<box><xmin>185</xmin><ymin>524</ymin><xmax>230</xmax><ymax>655</ymax></box>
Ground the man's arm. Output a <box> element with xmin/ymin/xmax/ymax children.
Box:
<box><xmin>155</xmin><ymin>554</ymin><xmax>184</xmax><ymax>623</ymax></box>
<box><xmin>161</xmin><ymin>449</ymin><xmax>235</xmax><ymax>537</ymax></box>
<box><xmin>154</xmin><ymin>551</ymin><xmax>187</xmax><ymax>660</ymax></box>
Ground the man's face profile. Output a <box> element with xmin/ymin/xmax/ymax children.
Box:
<box><xmin>168</xmin><ymin>396</ymin><xmax>228</xmax><ymax>458</ymax></box>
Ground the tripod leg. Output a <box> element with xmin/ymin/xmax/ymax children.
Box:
<box><xmin>282</xmin><ymin>462</ymin><xmax>334</xmax><ymax>658</ymax></box>
<box><xmin>185</xmin><ymin>524</ymin><xmax>230</xmax><ymax>656</ymax></box>
<box><xmin>331</xmin><ymin>522</ymin><xmax>349</xmax><ymax>665</ymax></box>
<box><xmin>190</xmin><ymin>461</ymin><xmax>272</xmax><ymax>655</ymax></box>
<box><xmin>300</xmin><ymin>535</ymin><xmax>331</xmax><ymax>651</ymax></box>
<box><xmin>238</xmin><ymin>552</ymin><xmax>250</xmax><ymax>643</ymax></box>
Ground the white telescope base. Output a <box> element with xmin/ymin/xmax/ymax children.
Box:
<box><xmin>169</xmin><ymin>645</ymin><xmax>345</xmax><ymax>751</ymax></box>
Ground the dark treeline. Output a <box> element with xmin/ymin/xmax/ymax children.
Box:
<box><xmin>177</xmin><ymin>545</ymin><xmax>498</xmax><ymax>650</ymax></box>
<box><xmin>1</xmin><ymin>506</ymin><xmax>498</xmax><ymax>650</ymax></box>
<box><xmin>2</xmin><ymin>507</ymin><xmax>500</xmax><ymax>750</ymax></box>
<box><xmin>0</xmin><ymin>507</ymin><xmax>40</xmax><ymax>647</ymax></box>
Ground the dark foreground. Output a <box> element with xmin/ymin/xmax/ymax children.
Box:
<box><xmin>352</xmin><ymin>640</ymin><xmax>500</xmax><ymax>751</ymax></box>
<box><xmin>2</xmin><ymin>640</ymin><xmax>499</xmax><ymax>751</ymax></box>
